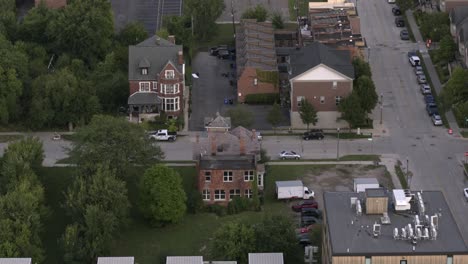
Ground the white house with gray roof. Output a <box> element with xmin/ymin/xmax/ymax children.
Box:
<box><xmin>128</xmin><ymin>35</ymin><xmax>185</xmax><ymax>122</ymax></box>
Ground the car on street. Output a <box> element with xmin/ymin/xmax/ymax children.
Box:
<box><xmin>279</xmin><ymin>150</ymin><xmax>301</xmax><ymax>160</ymax></box>
<box><xmin>414</xmin><ymin>66</ymin><xmax>424</xmax><ymax>75</ymax></box>
<box><xmin>426</xmin><ymin>103</ymin><xmax>438</xmax><ymax>116</ymax></box>
<box><xmin>420</xmin><ymin>84</ymin><xmax>432</xmax><ymax>95</ymax></box>
<box><xmin>464</xmin><ymin>188</ymin><xmax>468</xmax><ymax>201</ymax></box>
<box><xmin>292</xmin><ymin>199</ymin><xmax>319</xmax><ymax>212</ymax></box>
<box><xmin>217</xmin><ymin>49</ymin><xmax>231</xmax><ymax>59</ymax></box>
<box><xmin>301</xmin><ymin>216</ymin><xmax>320</xmax><ymax>227</ymax></box>
<box><xmin>392</xmin><ymin>6</ymin><xmax>401</xmax><ymax>15</ymax></box>
<box><xmin>303</xmin><ymin>129</ymin><xmax>324</xmax><ymax>140</ymax></box>
<box><xmin>424</xmin><ymin>95</ymin><xmax>435</xmax><ymax>104</ymax></box>
<box><xmin>388</xmin><ymin>0</ymin><xmax>396</xmax><ymax>3</ymax></box>
<box><xmin>395</xmin><ymin>17</ymin><xmax>405</xmax><ymax>27</ymax></box>
<box><xmin>431</xmin><ymin>114</ymin><xmax>443</xmax><ymax>126</ymax></box>
<box><xmin>301</xmin><ymin>208</ymin><xmax>323</xmax><ymax>218</ymax></box>
<box><xmin>209</xmin><ymin>45</ymin><xmax>227</xmax><ymax>56</ymax></box>
<box><xmin>400</xmin><ymin>29</ymin><xmax>409</xmax><ymax>40</ymax></box>
<box><xmin>417</xmin><ymin>74</ymin><xmax>427</xmax><ymax>84</ymax></box>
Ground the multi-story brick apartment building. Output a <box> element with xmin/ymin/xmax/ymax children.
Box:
<box><xmin>193</xmin><ymin>125</ymin><xmax>264</xmax><ymax>205</ymax></box>
<box><xmin>322</xmin><ymin>189</ymin><xmax>468</xmax><ymax>264</ymax></box>
<box><xmin>128</xmin><ymin>35</ymin><xmax>184</xmax><ymax>122</ymax></box>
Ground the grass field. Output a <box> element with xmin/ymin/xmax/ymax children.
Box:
<box><xmin>36</xmin><ymin>164</ymin><xmax>338</xmax><ymax>264</ymax></box>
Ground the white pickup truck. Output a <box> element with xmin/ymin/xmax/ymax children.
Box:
<box><xmin>148</xmin><ymin>129</ymin><xmax>177</xmax><ymax>142</ymax></box>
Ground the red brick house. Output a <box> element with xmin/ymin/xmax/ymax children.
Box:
<box><xmin>128</xmin><ymin>35</ymin><xmax>184</xmax><ymax>122</ymax></box>
<box><xmin>35</xmin><ymin>0</ymin><xmax>66</xmax><ymax>8</ymax></box>
<box><xmin>194</xmin><ymin>126</ymin><xmax>264</xmax><ymax>205</ymax></box>
<box><xmin>278</xmin><ymin>42</ymin><xmax>354</xmax><ymax>128</ymax></box>
<box><xmin>235</xmin><ymin>19</ymin><xmax>279</xmax><ymax>103</ymax></box>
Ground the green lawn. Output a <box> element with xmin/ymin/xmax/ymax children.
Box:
<box><xmin>0</xmin><ymin>134</ymin><xmax>24</xmax><ymax>143</ymax></box>
<box><xmin>194</xmin><ymin>24</ymin><xmax>234</xmax><ymax>51</ymax></box>
<box><xmin>461</xmin><ymin>131</ymin><xmax>468</xmax><ymax>138</ymax></box>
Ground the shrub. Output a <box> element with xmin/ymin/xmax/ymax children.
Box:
<box><xmin>205</xmin><ymin>204</ymin><xmax>227</xmax><ymax>216</ymax></box>
<box><xmin>227</xmin><ymin>197</ymin><xmax>252</xmax><ymax>214</ymax></box>
<box><xmin>245</xmin><ymin>93</ymin><xmax>280</xmax><ymax>104</ymax></box>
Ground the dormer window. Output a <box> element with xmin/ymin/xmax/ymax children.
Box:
<box><xmin>141</xmin><ymin>68</ymin><xmax>148</xmax><ymax>75</ymax></box>
<box><xmin>165</xmin><ymin>70</ymin><xmax>175</xmax><ymax>79</ymax></box>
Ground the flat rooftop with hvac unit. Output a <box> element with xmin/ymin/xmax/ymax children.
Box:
<box><xmin>322</xmin><ymin>188</ymin><xmax>468</xmax><ymax>264</ymax></box>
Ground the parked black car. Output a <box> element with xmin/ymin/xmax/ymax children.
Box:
<box><xmin>400</xmin><ymin>29</ymin><xmax>409</xmax><ymax>40</ymax></box>
<box><xmin>301</xmin><ymin>208</ymin><xmax>323</xmax><ymax>219</ymax></box>
<box><xmin>301</xmin><ymin>216</ymin><xmax>320</xmax><ymax>227</ymax></box>
<box><xmin>217</xmin><ymin>49</ymin><xmax>231</xmax><ymax>59</ymax></box>
<box><xmin>392</xmin><ymin>6</ymin><xmax>401</xmax><ymax>15</ymax></box>
<box><xmin>395</xmin><ymin>17</ymin><xmax>405</xmax><ymax>27</ymax></box>
<box><xmin>209</xmin><ymin>45</ymin><xmax>228</xmax><ymax>56</ymax></box>
<box><xmin>303</xmin><ymin>129</ymin><xmax>324</xmax><ymax>140</ymax></box>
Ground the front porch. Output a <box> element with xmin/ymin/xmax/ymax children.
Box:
<box><xmin>128</xmin><ymin>92</ymin><xmax>162</xmax><ymax>123</ymax></box>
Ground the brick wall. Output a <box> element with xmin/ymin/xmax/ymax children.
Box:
<box><xmin>198</xmin><ymin>168</ymin><xmax>255</xmax><ymax>205</ymax></box>
<box><xmin>237</xmin><ymin>67</ymin><xmax>278</xmax><ymax>103</ymax></box>
<box><xmin>291</xmin><ymin>80</ymin><xmax>352</xmax><ymax>112</ymax></box>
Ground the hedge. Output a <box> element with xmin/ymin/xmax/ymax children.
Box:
<box><xmin>244</xmin><ymin>93</ymin><xmax>280</xmax><ymax>104</ymax></box>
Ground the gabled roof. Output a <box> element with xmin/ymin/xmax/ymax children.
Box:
<box><xmin>166</xmin><ymin>256</ymin><xmax>203</xmax><ymax>264</ymax></box>
<box><xmin>127</xmin><ymin>92</ymin><xmax>162</xmax><ymax>105</ymax></box>
<box><xmin>284</xmin><ymin>42</ymin><xmax>354</xmax><ymax>79</ymax></box>
<box><xmin>204</xmin><ymin>112</ymin><xmax>231</xmax><ymax>129</ymax></box>
<box><xmin>450</xmin><ymin>6</ymin><xmax>468</xmax><ymax>26</ymax></box>
<box><xmin>128</xmin><ymin>35</ymin><xmax>183</xmax><ymax>80</ymax></box>
<box><xmin>0</xmin><ymin>259</ymin><xmax>32</xmax><ymax>264</ymax></box>
<box><xmin>248</xmin><ymin>253</ymin><xmax>284</xmax><ymax>264</ymax></box>
<box><xmin>97</xmin><ymin>257</ymin><xmax>134</xmax><ymax>264</ymax></box>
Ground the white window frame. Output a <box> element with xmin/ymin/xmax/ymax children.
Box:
<box><xmin>139</xmin><ymin>82</ymin><xmax>150</xmax><ymax>92</ymax></box>
<box><xmin>163</xmin><ymin>97</ymin><xmax>180</xmax><ymax>112</ymax></box>
<box><xmin>244</xmin><ymin>170</ymin><xmax>254</xmax><ymax>181</ymax></box>
<box><xmin>214</xmin><ymin>190</ymin><xmax>226</xmax><ymax>200</ymax></box>
<box><xmin>320</xmin><ymin>96</ymin><xmax>325</xmax><ymax>104</ymax></box>
<box><xmin>335</xmin><ymin>96</ymin><xmax>342</xmax><ymax>105</ymax></box>
<box><xmin>141</xmin><ymin>68</ymin><xmax>148</xmax><ymax>75</ymax></box>
<box><xmin>162</xmin><ymin>83</ymin><xmax>179</xmax><ymax>94</ymax></box>
<box><xmin>229</xmin><ymin>189</ymin><xmax>241</xmax><ymax>200</ymax></box>
<box><xmin>332</xmin><ymin>81</ymin><xmax>337</xmax><ymax>89</ymax></box>
<box><xmin>257</xmin><ymin>173</ymin><xmax>263</xmax><ymax>187</ymax></box>
<box><xmin>244</xmin><ymin>189</ymin><xmax>253</xmax><ymax>198</ymax></box>
<box><xmin>297</xmin><ymin>96</ymin><xmax>305</xmax><ymax>107</ymax></box>
<box><xmin>202</xmin><ymin>189</ymin><xmax>210</xmax><ymax>201</ymax></box>
<box><xmin>223</xmin><ymin>171</ymin><xmax>233</xmax><ymax>182</ymax></box>
<box><xmin>165</xmin><ymin>70</ymin><xmax>175</xmax><ymax>79</ymax></box>
<box><xmin>152</xmin><ymin>81</ymin><xmax>158</xmax><ymax>90</ymax></box>
<box><xmin>204</xmin><ymin>171</ymin><xmax>211</xmax><ymax>182</ymax></box>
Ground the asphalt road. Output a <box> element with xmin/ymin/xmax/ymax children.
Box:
<box><xmin>357</xmin><ymin>0</ymin><xmax>468</xmax><ymax>244</ymax></box>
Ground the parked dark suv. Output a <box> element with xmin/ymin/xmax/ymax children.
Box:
<box><xmin>392</xmin><ymin>6</ymin><xmax>401</xmax><ymax>15</ymax></box>
<box><xmin>292</xmin><ymin>199</ymin><xmax>319</xmax><ymax>212</ymax></box>
<box><xmin>395</xmin><ymin>17</ymin><xmax>405</xmax><ymax>27</ymax></box>
<box><xmin>303</xmin><ymin>129</ymin><xmax>324</xmax><ymax>140</ymax></box>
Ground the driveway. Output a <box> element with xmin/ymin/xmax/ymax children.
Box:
<box><xmin>189</xmin><ymin>52</ymin><xmax>237</xmax><ymax>131</ymax></box>
<box><xmin>217</xmin><ymin>0</ymin><xmax>290</xmax><ymax>22</ymax></box>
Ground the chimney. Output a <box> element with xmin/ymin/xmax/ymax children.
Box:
<box><xmin>178</xmin><ymin>50</ymin><xmax>184</xmax><ymax>65</ymax></box>
<box><xmin>168</xmin><ymin>35</ymin><xmax>176</xmax><ymax>44</ymax></box>
<box><xmin>210</xmin><ymin>136</ymin><xmax>216</xmax><ymax>156</ymax></box>
<box><xmin>239</xmin><ymin>136</ymin><xmax>246</xmax><ymax>155</ymax></box>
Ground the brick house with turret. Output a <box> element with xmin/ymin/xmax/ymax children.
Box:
<box><xmin>128</xmin><ymin>35</ymin><xmax>184</xmax><ymax>122</ymax></box>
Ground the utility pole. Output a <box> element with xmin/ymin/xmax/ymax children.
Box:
<box><xmin>191</xmin><ymin>15</ymin><xmax>194</xmax><ymax>37</ymax></box>
<box><xmin>231</xmin><ymin>0</ymin><xmax>236</xmax><ymax>40</ymax></box>
<box><xmin>336</xmin><ymin>128</ymin><xmax>340</xmax><ymax>160</ymax></box>
<box><xmin>380</xmin><ymin>93</ymin><xmax>383</xmax><ymax>125</ymax></box>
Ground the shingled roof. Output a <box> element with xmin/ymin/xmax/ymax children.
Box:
<box><xmin>128</xmin><ymin>35</ymin><xmax>183</xmax><ymax>81</ymax></box>
<box><xmin>204</xmin><ymin>112</ymin><xmax>231</xmax><ymax>130</ymax></box>
<box><xmin>450</xmin><ymin>6</ymin><xmax>468</xmax><ymax>26</ymax></box>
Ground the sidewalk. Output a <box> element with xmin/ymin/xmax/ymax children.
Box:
<box><xmin>405</xmin><ymin>10</ymin><xmax>461</xmax><ymax>136</ymax></box>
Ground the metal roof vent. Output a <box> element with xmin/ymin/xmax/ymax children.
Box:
<box><xmin>356</xmin><ymin>199</ymin><xmax>362</xmax><ymax>216</ymax></box>
<box><xmin>373</xmin><ymin>222</ymin><xmax>381</xmax><ymax>238</ymax></box>
<box><xmin>393</xmin><ymin>228</ymin><xmax>399</xmax><ymax>240</ymax></box>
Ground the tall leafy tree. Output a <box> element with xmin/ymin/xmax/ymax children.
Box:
<box><xmin>437</xmin><ymin>35</ymin><xmax>456</xmax><ymax>63</ymax></box>
<box><xmin>47</xmin><ymin>0</ymin><xmax>114</xmax><ymax>65</ymax></box>
<box><xmin>271</xmin><ymin>12</ymin><xmax>284</xmax><ymax>29</ymax></box>
<box><xmin>211</xmin><ymin>221</ymin><xmax>256</xmax><ymax>264</ymax></box>
<box><xmin>440</xmin><ymin>67</ymin><xmax>468</xmax><ymax>109</ymax></box>
<box><xmin>69</xmin><ymin>115</ymin><xmax>164</xmax><ymax>177</ymax></box>
<box><xmin>0</xmin><ymin>0</ymin><xmax>17</xmax><ymax>39</ymax></box>
<box><xmin>267</xmin><ymin>103</ymin><xmax>283</xmax><ymax>132</ymax></box>
<box><xmin>139</xmin><ymin>165</ymin><xmax>187</xmax><ymax>225</ymax></box>
<box><xmin>184</xmin><ymin>0</ymin><xmax>225</xmax><ymax>41</ymax></box>
<box><xmin>226</xmin><ymin>105</ymin><xmax>254</xmax><ymax>128</ymax></box>
<box><xmin>116</xmin><ymin>22</ymin><xmax>148</xmax><ymax>47</ymax></box>
<box><xmin>338</xmin><ymin>92</ymin><xmax>367</xmax><ymax>128</ymax></box>
<box><xmin>0</xmin><ymin>67</ymin><xmax>23</xmax><ymax>125</ymax></box>
<box><xmin>299</xmin><ymin>99</ymin><xmax>318</xmax><ymax>130</ymax></box>
<box><xmin>241</xmin><ymin>5</ymin><xmax>268</xmax><ymax>22</ymax></box>
<box><xmin>18</xmin><ymin>3</ymin><xmax>56</xmax><ymax>46</ymax></box>
<box><xmin>352</xmin><ymin>57</ymin><xmax>372</xmax><ymax>79</ymax></box>
<box><xmin>355</xmin><ymin>76</ymin><xmax>378</xmax><ymax>113</ymax></box>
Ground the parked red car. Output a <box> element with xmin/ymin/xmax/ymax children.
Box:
<box><xmin>292</xmin><ymin>199</ymin><xmax>318</xmax><ymax>212</ymax></box>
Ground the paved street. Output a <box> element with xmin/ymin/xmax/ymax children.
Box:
<box><xmin>357</xmin><ymin>0</ymin><xmax>468</xmax><ymax>244</ymax></box>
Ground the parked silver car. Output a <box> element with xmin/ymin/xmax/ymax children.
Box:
<box><xmin>279</xmin><ymin>151</ymin><xmax>301</xmax><ymax>160</ymax></box>
<box><xmin>417</xmin><ymin>74</ymin><xmax>427</xmax><ymax>84</ymax></box>
<box><xmin>431</xmin><ymin>114</ymin><xmax>443</xmax><ymax>126</ymax></box>
<box><xmin>420</xmin><ymin>84</ymin><xmax>431</xmax><ymax>95</ymax></box>
<box><xmin>414</xmin><ymin>66</ymin><xmax>423</xmax><ymax>75</ymax></box>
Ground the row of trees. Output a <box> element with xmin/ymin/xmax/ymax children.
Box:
<box><xmin>0</xmin><ymin>0</ymin><xmax>149</xmax><ymax>129</ymax></box>
<box><xmin>440</xmin><ymin>68</ymin><xmax>468</xmax><ymax>127</ymax></box>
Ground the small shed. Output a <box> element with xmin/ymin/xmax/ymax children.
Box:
<box><xmin>353</xmin><ymin>178</ymin><xmax>379</xmax><ymax>193</ymax></box>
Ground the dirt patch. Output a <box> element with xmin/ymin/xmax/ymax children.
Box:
<box><xmin>302</xmin><ymin>165</ymin><xmax>390</xmax><ymax>207</ymax></box>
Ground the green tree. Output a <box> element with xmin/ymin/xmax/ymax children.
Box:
<box><xmin>139</xmin><ymin>165</ymin><xmax>187</xmax><ymax>225</ymax></box>
<box><xmin>116</xmin><ymin>22</ymin><xmax>148</xmax><ymax>46</ymax></box>
<box><xmin>156</xmin><ymin>27</ymin><xmax>170</xmax><ymax>40</ymax></box>
<box><xmin>355</xmin><ymin>76</ymin><xmax>378</xmax><ymax>113</ymax></box>
<box><xmin>352</xmin><ymin>57</ymin><xmax>372</xmax><ymax>78</ymax></box>
<box><xmin>271</xmin><ymin>12</ymin><xmax>284</xmax><ymax>29</ymax></box>
<box><xmin>419</xmin><ymin>12</ymin><xmax>450</xmax><ymax>42</ymax></box>
<box><xmin>267</xmin><ymin>103</ymin><xmax>283</xmax><ymax>132</ymax></box>
<box><xmin>308</xmin><ymin>224</ymin><xmax>323</xmax><ymax>264</ymax></box>
<box><xmin>226</xmin><ymin>105</ymin><xmax>254</xmax><ymax>128</ymax></box>
<box><xmin>242</xmin><ymin>4</ymin><xmax>268</xmax><ymax>22</ymax></box>
<box><xmin>395</xmin><ymin>0</ymin><xmax>413</xmax><ymax>12</ymax></box>
<box><xmin>211</xmin><ymin>221</ymin><xmax>256</xmax><ymax>264</ymax></box>
<box><xmin>299</xmin><ymin>99</ymin><xmax>318</xmax><ymax>130</ymax></box>
<box><xmin>69</xmin><ymin>115</ymin><xmax>164</xmax><ymax>176</ymax></box>
<box><xmin>0</xmin><ymin>67</ymin><xmax>23</xmax><ymax>125</ymax></box>
<box><xmin>437</xmin><ymin>35</ymin><xmax>456</xmax><ymax>63</ymax></box>
<box><xmin>184</xmin><ymin>0</ymin><xmax>225</xmax><ymax>41</ymax></box>
<box><xmin>163</xmin><ymin>15</ymin><xmax>193</xmax><ymax>46</ymax></box>
<box><xmin>47</xmin><ymin>0</ymin><xmax>114</xmax><ymax>65</ymax></box>
<box><xmin>338</xmin><ymin>92</ymin><xmax>367</xmax><ymax>128</ymax></box>
<box><xmin>0</xmin><ymin>0</ymin><xmax>17</xmax><ymax>39</ymax></box>
<box><xmin>440</xmin><ymin>67</ymin><xmax>468</xmax><ymax>109</ymax></box>
<box><xmin>18</xmin><ymin>3</ymin><xmax>56</xmax><ymax>46</ymax></box>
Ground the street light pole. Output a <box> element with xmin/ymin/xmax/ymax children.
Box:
<box><xmin>336</xmin><ymin>128</ymin><xmax>340</xmax><ymax>160</ymax></box>
<box><xmin>380</xmin><ymin>93</ymin><xmax>383</xmax><ymax>125</ymax></box>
